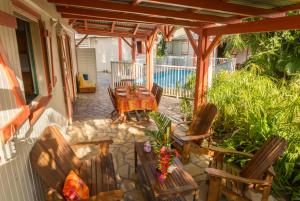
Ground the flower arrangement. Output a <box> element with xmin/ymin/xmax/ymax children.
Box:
<box><xmin>129</xmin><ymin>83</ymin><xmax>138</xmax><ymax>94</ymax></box>
<box><xmin>145</xmin><ymin>112</ymin><xmax>179</xmax><ymax>181</ymax></box>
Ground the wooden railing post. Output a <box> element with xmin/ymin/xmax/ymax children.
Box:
<box><xmin>132</xmin><ymin>37</ymin><xmax>136</xmax><ymax>63</ymax></box>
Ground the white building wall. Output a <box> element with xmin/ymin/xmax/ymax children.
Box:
<box><xmin>0</xmin><ymin>0</ymin><xmax>77</xmax><ymax>200</ymax></box>
<box><xmin>89</xmin><ymin>37</ymin><xmax>132</xmax><ymax>72</ymax></box>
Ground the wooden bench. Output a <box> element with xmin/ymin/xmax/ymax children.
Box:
<box><xmin>30</xmin><ymin>126</ymin><xmax>123</xmax><ymax>201</ymax></box>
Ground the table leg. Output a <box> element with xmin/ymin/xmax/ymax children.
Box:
<box><xmin>193</xmin><ymin>189</ymin><xmax>199</xmax><ymax>201</ymax></box>
<box><xmin>134</xmin><ymin>144</ymin><xmax>137</xmax><ymax>172</ymax></box>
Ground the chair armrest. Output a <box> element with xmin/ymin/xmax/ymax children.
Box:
<box><xmin>207</xmin><ymin>145</ymin><xmax>253</xmax><ymax>158</ymax></box>
<box><xmin>178</xmin><ymin>133</ymin><xmax>212</xmax><ymax>142</ymax></box>
<box><xmin>89</xmin><ymin>190</ymin><xmax>124</xmax><ymax>201</ymax></box>
<box><xmin>205</xmin><ymin>168</ymin><xmax>271</xmax><ymax>186</ymax></box>
<box><xmin>71</xmin><ymin>139</ymin><xmax>113</xmax><ymax>147</ymax></box>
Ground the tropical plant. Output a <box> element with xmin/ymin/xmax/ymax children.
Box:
<box><xmin>156</xmin><ymin>34</ymin><xmax>167</xmax><ymax>57</ymax></box>
<box><xmin>207</xmin><ymin>71</ymin><xmax>300</xmax><ymax>200</ymax></box>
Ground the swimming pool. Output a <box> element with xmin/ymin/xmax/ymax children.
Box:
<box><xmin>153</xmin><ymin>69</ymin><xmax>195</xmax><ymax>88</ymax></box>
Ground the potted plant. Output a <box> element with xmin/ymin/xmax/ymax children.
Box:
<box><xmin>145</xmin><ymin>112</ymin><xmax>179</xmax><ymax>181</ymax></box>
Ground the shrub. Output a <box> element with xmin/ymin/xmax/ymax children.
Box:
<box><xmin>207</xmin><ymin>71</ymin><xmax>300</xmax><ymax>199</ymax></box>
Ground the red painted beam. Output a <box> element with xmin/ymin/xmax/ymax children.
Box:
<box><xmin>204</xmin><ymin>14</ymin><xmax>300</xmax><ymax>36</ymax></box>
<box><xmin>56</xmin><ymin>6</ymin><xmax>206</xmax><ymax>27</ymax></box>
<box><xmin>118</xmin><ymin>37</ymin><xmax>122</xmax><ymax>61</ymax></box>
<box><xmin>0</xmin><ymin>10</ymin><xmax>16</xmax><ymax>28</ymax></box>
<box><xmin>76</xmin><ymin>28</ymin><xmax>147</xmax><ymax>39</ymax></box>
<box><xmin>133</xmin><ymin>24</ymin><xmax>140</xmax><ymax>35</ymax></box>
<box><xmin>49</xmin><ymin>0</ymin><xmax>226</xmax><ymax>23</ymax></box>
<box><xmin>76</xmin><ymin>34</ymin><xmax>88</xmax><ymax>47</ymax></box>
<box><xmin>111</xmin><ymin>21</ymin><xmax>116</xmax><ymax>33</ymax></box>
<box><xmin>184</xmin><ymin>28</ymin><xmax>199</xmax><ymax>56</ymax></box>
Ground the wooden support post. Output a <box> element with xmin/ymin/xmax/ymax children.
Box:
<box><xmin>185</xmin><ymin>29</ymin><xmax>222</xmax><ymax>113</ymax></box>
<box><xmin>145</xmin><ymin>28</ymin><xmax>158</xmax><ymax>89</ymax></box>
<box><xmin>118</xmin><ymin>37</ymin><xmax>122</xmax><ymax>61</ymax></box>
<box><xmin>132</xmin><ymin>38</ymin><xmax>136</xmax><ymax>63</ymax></box>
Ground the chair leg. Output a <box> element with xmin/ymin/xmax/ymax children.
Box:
<box><xmin>207</xmin><ymin>176</ymin><xmax>222</xmax><ymax>201</ymax></box>
<box><xmin>181</xmin><ymin>143</ymin><xmax>191</xmax><ymax>164</ymax></box>
<box><xmin>261</xmin><ymin>174</ymin><xmax>273</xmax><ymax>201</ymax></box>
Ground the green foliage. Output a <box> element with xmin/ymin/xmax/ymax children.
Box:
<box><xmin>156</xmin><ymin>34</ymin><xmax>167</xmax><ymax>57</ymax></box>
<box><xmin>145</xmin><ymin>112</ymin><xmax>172</xmax><ymax>152</ymax></box>
<box><xmin>180</xmin><ymin>98</ymin><xmax>193</xmax><ymax>121</ymax></box>
<box><xmin>222</xmin><ymin>30</ymin><xmax>300</xmax><ymax>78</ymax></box>
<box><xmin>207</xmin><ymin>71</ymin><xmax>300</xmax><ymax>199</ymax></box>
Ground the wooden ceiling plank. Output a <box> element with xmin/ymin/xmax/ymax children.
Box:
<box><xmin>56</xmin><ymin>6</ymin><xmax>206</xmax><ymax>27</ymax></box>
<box><xmin>49</xmin><ymin>0</ymin><xmax>227</xmax><ymax>23</ymax></box>
<box><xmin>144</xmin><ymin>0</ymin><xmax>289</xmax><ymax>17</ymax></box>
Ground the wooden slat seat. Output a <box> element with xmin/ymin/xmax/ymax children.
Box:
<box><xmin>30</xmin><ymin>126</ymin><xmax>123</xmax><ymax>201</ymax></box>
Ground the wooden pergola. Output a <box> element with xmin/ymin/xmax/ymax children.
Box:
<box><xmin>48</xmin><ymin>0</ymin><xmax>300</xmax><ymax>112</ymax></box>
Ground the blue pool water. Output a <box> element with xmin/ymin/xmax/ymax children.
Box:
<box><xmin>153</xmin><ymin>69</ymin><xmax>194</xmax><ymax>87</ymax></box>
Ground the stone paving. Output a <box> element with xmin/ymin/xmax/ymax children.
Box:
<box><xmin>67</xmin><ymin>72</ymin><xmax>210</xmax><ymax>201</ymax></box>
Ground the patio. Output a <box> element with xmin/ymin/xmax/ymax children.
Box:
<box><xmin>67</xmin><ymin>72</ymin><xmax>210</xmax><ymax>201</ymax></box>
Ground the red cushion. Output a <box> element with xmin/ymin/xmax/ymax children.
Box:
<box><xmin>63</xmin><ymin>170</ymin><xmax>89</xmax><ymax>200</ymax></box>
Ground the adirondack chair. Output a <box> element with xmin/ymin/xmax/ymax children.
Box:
<box><xmin>30</xmin><ymin>126</ymin><xmax>123</xmax><ymax>201</ymax></box>
<box><xmin>171</xmin><ymin>103</ymin><xmax>218</xmax><ymax>164</ymax></box>
<box><xmin>205</xmin><ymin>136</ymin><xmax>287</xmax><ymax>201</ymax></box>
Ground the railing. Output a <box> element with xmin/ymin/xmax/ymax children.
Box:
<box><xmin>155</xmin><ymin>56</ymin><xmax>196</xmax><ymax>67</ymax></box>
<box><xmin>111</xmin><ymin>61</ymin><xmax>145</xmax><ymax>88</ymax></box>
<box><xmin>111</xmin><ymin>57</ymin><xmax>236</xmax><ymax>98</ymax></box>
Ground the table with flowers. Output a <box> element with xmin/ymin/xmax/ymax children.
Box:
<box><xmin>134</xmin><ymin>142</ymin><xmax>199</xmax><ymax>201</ymax></box>
<box><xmin>115</xmin><ymin>85</ymin><xmax>157</xmax><ymax>121</ymax></box>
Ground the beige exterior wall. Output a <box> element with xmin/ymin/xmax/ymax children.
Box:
<box><xmin>0</xmin><ymin>0</ymin><xmax>78</xmax><ymax>200</ymax></box>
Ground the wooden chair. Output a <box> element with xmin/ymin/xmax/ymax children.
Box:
<box><xmin>30</xmin><ymin>126</ymin><xmax>123</xmax><ymax>201</ymax></box>
<box><xmin>107</xmin><ymin>86</ymin><xmax>118</xmax><ymax>118</ymax></box>
<box><xmin>171</xmin><ymin>103</ymin><xmax>218</xmax><ymax>164</ymax></box>
<box><xmin>205</xmin><ymin>136</ymin><xmax>287</xmax><ymax>201</ymax></box>
<box><xmin>151</xmin><ymin>83</ymin><xmax>158</xmax><ymax>96</ymax></box>
<box><xmin>155</xmin><ymin>85</ymin><xmax>163</xmax><ymax>106</ymax></box>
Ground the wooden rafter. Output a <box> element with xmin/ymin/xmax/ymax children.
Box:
<box><xmin>204</xmin><ymin>14</ymin><xmax>300</xmax><ymax>36</ymax></box>
<box><xmin>184</xmin><ymin>28</ymin><xmax>199</xmax><ymax>56</ymax></box>
<box><xmin>111</xmin><ymin>21</ymin><xmax>116</xmax><ymax>33</ymax></box>
<box><xmin>76</xmin><ymin>34</ymin><xmax>88</xmax><ymax>47</ymax></box>
<box><xmin>133</xmin><ymin>24</ymin><xmax>140</xmax><ymax>35</ymax></box>
<box><xmin>56</xmin><ymin>6</ymin><xmax>206</xmax><ymax>27</ymax></box>
<box><xmin>74</xmin><ymin>20</ymin><xmax>153</xmax><ymax>32</ymax></box>
<box><xmin>121</xmin><ymin>37</ymin><xmax>132</xmax><ymax>48</ymax></box>
<box><xmin>49</xmin><ymin>0</ymin><xmax>227</xmax><ymax>23</ymax></box>
<box><xmin>76</xmin><ymin>28</ymin><xmax>147</xmax><ymax>39</ymax></box>
<box><xmin>203</xmin><ymin>35</ymin><xmax>222</xmax><ymax>60</ymax></box>
<box><xmin>132</xmin><ymin>0</ymin><xmax>143</xmax><ymax>6</ymax></box>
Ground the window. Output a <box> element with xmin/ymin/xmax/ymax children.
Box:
<box><xmin>137</xmin><ymin>41</ymin><xmax>142</xmax><ymax>54</ymax></box>
<box><xmin>181</xmin><ymin>41</ymin><xmax>189</xmax><ymax>55</ymax></box>
<box><xmin>16</xmin><ymin>18</ymin><xmax>39</xmax><ymax>104</ymax></box>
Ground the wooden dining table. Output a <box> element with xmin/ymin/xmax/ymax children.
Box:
<box><xmin>115</xmin><ymin>85</ymin><xmax>158</xmax><ymax>122</ymax></box>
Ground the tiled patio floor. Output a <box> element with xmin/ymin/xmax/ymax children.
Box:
<box><xmin>67</xmin><ymin>72</ymin><xmax>210</xmax><ymax>201</ymax></box>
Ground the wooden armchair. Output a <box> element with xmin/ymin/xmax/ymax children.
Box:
<box><xmin>205</xmin><ymin>136</ymin><xmax>287</xmax><ymax>201</ymax></box>
<box><xmin>30</xmin><ymin>126</ymin><xmax>123</xmax><ymax>201</ymax></box>
<box><xmin>108</xmin><ymin>86</ymin><xmax>118</xmax><ymax>118</ymax></box>
<box><xmin>171</xmin><ymin>103</ymin><xmax>218</xmax><ymax>164</ymax></box>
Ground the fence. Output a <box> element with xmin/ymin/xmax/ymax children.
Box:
<box><xmin>111</xmin><ymin>61</ymin><xmax>145</xmax><ymax>88</ymax></box>
<box><xmin>111</xmin><ymin>57</ymin><xmax>236</xmax><ymax>98</ymax></box>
